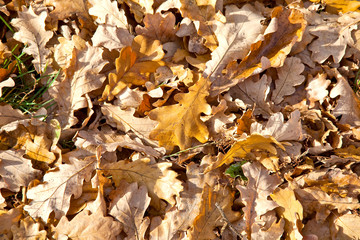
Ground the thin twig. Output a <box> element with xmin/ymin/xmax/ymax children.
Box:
<box><xmin>215</xmin><ymin>202</ymin><xmax>243</xmax><ymax>239</ymax></box>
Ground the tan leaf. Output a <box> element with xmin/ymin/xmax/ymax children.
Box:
<box><xmin>308</xmin><ymin>13</ymin><xmax>357</xmax><ymax>63</ymax></box>
<box><xmin>44</xmin><ymin>0</ymin><xmax>95</xmax><ymax>31</ymax></box>
<box><xmin>329</xmin><ymin>68</ymin><xmax>360</xmax><ymax>126</ymax></box>
<box><xmin>271</xmin><ymin>188</ymin><xmax>303</xmax><ymax>240</ymax></box>
<box><xmin>75</xmin><ymin>128</ymin><xmax>162</xmax><ymax>158</ymax></box>
<box><xmin>179</xmin><ymin>0</ymin><xmax>218</xmax><ymax>50</ymax></box>
<box><xmin>100</xmin><ymin>36</ymin><xmax>165</xmax><ymax>101</ymax></box>
<box><xmin>306</xmin><ymin>73</ymin><xmax>331</xmax><ymax>108</ymax></box>
<box><xmin>54</xmin><ymin>209</ymin><xmax>122</xmax><ymax>240</ymax></box>
<box><xmin>0</xmin><ymin>150</ymin><xmax>41</xmax><ymax>192</ymax></box>
<box><xmin>109</xmin><ymin>181</ymin><xmax>151</xmax><ymax>240</ymax></box>
<box><xmin>250</xmin><ymin>110</ymin><xmax>303</xmax><ymax>142</ymax></box>
<box><xmin>49</xmin><ymin>44</ymin><xmax>107</xmax><ymax>129</ymax></box>
<box><xmin>11</xmin><ymin>216</ymin><xmax>47</xmax><ymax>240</ymax></box>
<box><xmin>189</xmin><ymin>184</ymin><xmax>241</xmax><ymax>239</ymax></box>
<box><xmin>237</xmin><ymin>162</ymin><xmax>282</xmax><ymax>240</ymax></box>
<box><xmin>102</xmin><ymin>158</ymin><xmax>183</xmax><ymax>209</ymax></box>
<box><xmin>206</xmin><ymin>133</ymin><xmax>284</xmax><ymax>172</ymax></box>
<box><xmin>204</xmin><ymin>4</ymin><xmax>265</xmax><ymax>78</ymax></box>
<box><xmin>334</xmin><ymin>212</ymin><xmax>360</xmax><ymax>239</ymax></box>
<box><xmin>149</xmin><ymin>77</ymin><xmax>211</xmax><ymax>151</ymax></box>
<box><xmin>271</xmin><ymin>57</ymin><xmax>305</xmax><ymax>104</ymax></box>
<box><xmin>0</xmin><ymin>78</ymin><xmax>14</xmax><ymax>97</ymax></box>
<box><xmin>89</xmin><ymin>0</ymin><xmax>133</xmax><ymax>51</ymax></box>
<box><xmin>10</xmin><ymin>6</ymin><xmax>53</xmax><ymax>73</ymax></box>
<box><xmin>294</xmin><ymin>187</ymin><xmax>360</xmax><ymax>222</ymax></box>
<box><xmin>123</xmin><ymin>0</ymin><xmax>154</xmax><ymax>23</ymax></box>
<box><xmin>228</xmin><ymin>74</ymin><xmax>272</xmax><ymax>117</ymax></box>
<box><xmin>24</xmin><ymin>156</ymin><xmax>96</xmax><ymax>222</ymax></box>
<box><xmin>0</xmin><ymin>208</ymin><xmax>22</xmax><ymax>237</ymax></box>
<box><xmin>135</xmin><ymin>12</ymin><xmax>178</xmax><ymax>43</ymax></box>
<box><xmin>0</xmin><ymin>105</ymin><xmax>26</xmax><ymax>127</ymax></box>
<box><xmin>101</xmin><ymin>103</ymin><xmax>157</xmax><ymax>142</ymax></box>
<box><xmin>212</xmin><ymin>6</ymin><xmax>306</xmax><ymax>93</ymax></box>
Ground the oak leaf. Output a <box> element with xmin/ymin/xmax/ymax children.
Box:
<box><xmin>189</xmin><ymin>184</ymin><xmax>241</xmax><ymax>239</ymax></box>
<box><xmin>0</xmin><ymin>150</ymin><xmax>41</xmax><ymax>192</ymax></box>
<box><xmin>149</xmin><ymin>77</ymin><xmax>211</xmax><ymax>151</ymax></box>
<box><xmin>306</xmin><ymin>73</ymin><xmax>331</xmax><ymax>108</ymax></box>
<box><xmin>54</xmin><ymin>209</ymin><xmax>122</xmax><ymax>240</ymax></box>
<box><xmin>100</xmin><ymin>35</ymin><xmax>165</xmax><ymax>101</ymax></box>
<box><xmin>271</xmin><ymin>188</ymin><xmax>303</xmax><ymax>240</ymax></box>
<box><xmin>102</xmin><ymin>158</ymin><xmax>183</xmax><ymax>209</ymax></box>
<box><xmin>109</xmin><ymin>181</ymin><xmax>151</xmax><ymax>240</ymax></box>
<box><xmin>212</xmin><ymin>6</ymin><xmax>306</xmax><ymax>94</ymax></box>
<box><xmin>308</xmin><ymin>13</ymin><xmax>356</xmax><ymax>63</ymax></box>
<box><xmin>135</xmin><ymin>12</ymin><xmax>178</xmax><ymax>43</ymax></box>
<box><xmin>228</xmin><ymin>74</ymin><xmax>272</xmax><ymax>117</ymax></box>
<box><xmin>329</xmin><ymin>68</ymin><xmax>360</xmax><ymax>126</ymax></box>
<box><xmin>89</xmin><ymin>0</ymin><xmax>133</xmax><ymax>51</ymax></box>
<box><xmin>11</xmin><ymin>6</ymin><xmax>53</xmax><ymax>73</ymax></box>
<box><xmin>204</xmin><ymin>4</ymin><xmax>265</xmax><ymax>78</ymax></box>
<box><xmin>0</xmin><ymin>207</ymin><xmax>22</xmax><ymax>238</ymax></box>
<box><xmin>271</xmin><ymin>57</ymin><xmax>305</xmax><ymax>104</ymax></box>
<box><xmin>237</xmin><ymin>162</ymin><xmax>282</xmax><ymax>240</ymax></box>
<box><xmin>123</xmin><ymin>0</ymin><xmax>154</xmax><ymax>23</ymax></box>
<box><xmin>0</xmin><ymin>105</ymin><xmax>26</xmax><ymax>127</ymax></box>
<box><xmin>334</xmin><ymin>212</ymin><xmax>360</xmax><ymax>239</ymax></box>
<box><xmin>24</xmin><ymin>156</ymin><xmax>96</xmax><ymax>222</ymax></box>
<box><xmin>49</xmin><ymin>44</ymin><xmax>108</xmax><ymax>129</ymax></box>
<box><xmin>11</xmin><ymin>216</ymin><xmax>47</xmax><ymax>240</ymax></box>
<box><xmin>179</xmin><ymin>0</ymin><xmax>218</xmax><ymax>51</ymax></box>
<box><xmin>206</xmin><ymin>133</ymin><xmax>284</xmax><ymax>172</ymax></box>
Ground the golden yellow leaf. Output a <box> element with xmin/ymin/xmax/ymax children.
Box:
<box><xmin>311</xmin><ymin>0</ymin><xmax>360</xmax><ymax>13</ymax></box>
<box><xmin>100</xmin><ymin>35</ymin><xmax>165</xmax><ymax>101</ymax></box>
<box><xmin>334</xmin><ymin>145</ymin><xmax>360</xmax><ymax>160</ymax></box>
<box><xmin>271</xmin><ymin>188</ymin><xmax>304</xmax><ymax>240</ymax></box>
<box><xmin>149</xmin><ymin>77</ymin><xmax>211</xmax><ymax>151</ymax></box>
<box><xmin>206</xmin><ymin>133</ymin><xmax>284</xmax><ymax>172</ymax></box>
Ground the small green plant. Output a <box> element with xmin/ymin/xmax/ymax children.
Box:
<box><xmin>0</xmin><ymin>45</ymin><xmax>60</xmax><ymax>115</ymax></box>
<box><xmin>225</xmin><ymin>161</ymin><xmax>248</xmax><ymax>180</ymax></box>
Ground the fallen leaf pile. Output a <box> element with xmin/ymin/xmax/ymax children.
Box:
<box><xmin>1</xmin><ymin>0</ymin><xmax>360</xmax><ymax>239</ymax></box>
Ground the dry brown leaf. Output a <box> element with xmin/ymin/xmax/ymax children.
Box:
<box><xmin>189</xmin><ymin>184</ymin><xmax>241</xmax><ymax>239</ymax></box>
<box><xmin>212</xmin><ymin>6</ymin><xmax>306</xmax><ymax>93</ymax></box>
<box><xmin>204</xmin><ymin>4</ymin><xmax>265</xmax><ymax>78</ymax></box>
<box><xmin>75</xmin><ymin>128</ymin><xmax>162</xmax><ymax>157</ymax></box>
<box><xmin>271</xmin><ymin>188</ymin><xmax>303</xmax><ymax>240</ymax></box>
<box><xmin>206</xmin><ymin>133</ymin><xmax>284</xmax><ymax>172</ymax></box>
<box><xmin>101</xmin><ymin>103</ymin><xmax>157</xmax><ymax>142</ymax></box>
<box><xmin>334</xmin><ymin>212</ymin><xmax>360</xmax><ymax>239</ymax></box>
<box><xmin>89</xmin><ymin>0</ymin><xmax>133</xmax><ymax>51</ymax></box>
<box><xmin>11</xmin><ymin>6</ymin><xmax>53</xmax><ymax>73</ymax></box>
<box><xmin>237</xmin><ymin>162</ymin><xmax>282</xmax><ymax>240</ymax></box>
<box><xmin>329</xmin><ymin>68</ymin><xmax>360</xmax><ymax>126</ymax></box>
<box><xmin>250</xmin><ymin>110</ymin><xmax>303</xmax><ymax>142</ymax></box>
<box><xmin>123</xmin><ymin>0</ymin><xmax>154</xmax><ymax>23</ymax></box>
<box><xmin>271</xmin><ymin>57</ymin><xmax>305</xmax><ymax>104</ymax></box>
<box><xmin>306</xmin><ymin>73</ymin><xmax>331</xmax><ymax>108</ymax></box>
<box><xmin>135</xmin><ymin>12</ymin><xmax>178</xmax><ymax>43</ymax></box>
<box><xmin>149</xmin><ymin>76</ymin><xmax>211</xmax><ymax>151</ymax></box>
<box><xmin>228</xmin><ymin>74</ymin><xmax>272</xmax><ymax>117</ymax></box>
<box><xmin>237</xmin><ymin>109</ymin><xmax>254</xmax><ymax>135</ymax></box>
<box><xmin>54</xmin><ymin>209</ymin><xmax>122</xmax><ymax>240</ymax></box>
<box><xmin>49</xmin><ymin>44</ymin><xmax>107</xmax><ymax>129</ymax></box>
<box><xmin>100</xmin><ymin>35</ymin><xmax>165</xmax><ymax>101</ymax></box>
<box><xmin>179</xmin><ymin>0</ymin><xmax>218</xmax><ymax>51</ymax></box>
<box><xmin>0</xmin><ymin>207</ymin><xmax>22</xmax><ymax>238</ymax></box>
<box><xmin>45</xmin><ymin>0</ymin><xmax>95</xmax><ymax>31</ymax></box>
<box><xmin>308</xmin><ymin>12</ymin><xmax>357</xmax><ymax>63</ymax></box>
<box><xmin>0</xmin><ymin>78</ymin><xmax>15</xmax><ymax>97</ymax></box>
<box><xmin>102</xmin><ymin>158</ymin><xmax>183</xmax><ymax>209</ymax></box>
<box><xmin>0</xmin><ymin>150</ymin><xmax>41</xmax><ymax>192</ymax></box>
<box><xmin>24</xmin><ymin>156</ymin><xmax>96</xmax><ymax>222</ymax></box>
<box><xmin>109</xmin><ymin>181</ymin><xmax>151</xmax><ymax>240</ymax></box>
<box><xmin>0</xmin><ymin>105</ymin><xmax>26</xmax><ymax>127</ymax></box>
<box><xmin>11</xmin><ymin>216</ymin><xmax>47</xmax><ymax>240</ymax></box>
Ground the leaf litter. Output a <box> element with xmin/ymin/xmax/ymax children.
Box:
<box><xmin>1</xmin><ymin>0</ymin><xmax>360</xmax><ymax>239</ymax></box>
